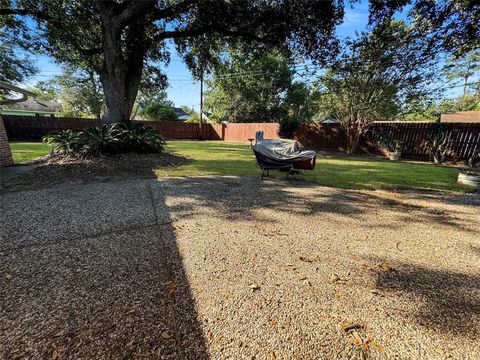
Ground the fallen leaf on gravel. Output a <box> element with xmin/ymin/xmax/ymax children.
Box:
<box><xmin>51</xmin><ymin>349</ymin><xmax>58</xmax><ymax>360</ymax></box>
<box><xmin>329</xmin><ymin>273</ymin><xmax>340</xmax><ymax>283</ymax></box>
<box><xmin>126</xmin><ymin>309</ymin><xmax>136</xmax><ymax>315</ymax></box>
<box><xmin>379</xmin><ymin>263</ymin><xmax>392</xmax><ymax>273</ymax></box>
<box><xmin>329</xmin><ymin>273</ymin><xmax>347</xmax><ymax>284</ymax></box>
<box><xmin>126</xmin><ymin>339</ymin><xmax>134</xmax><ymax>347</ymax></box>
<box><xmin>271</xmin><ymin>319</ymin><xmax>278</xmax><ymax>327</ymax></box>
<box><xmin>339</xmin><ymin>321</ymin><xmax>364</xmax><ymax>332</ymax></box>
<box><xmin>163</xmin><ymin>280</ymin><xmax>177</xmax><ymax>300</ymax></box>
<box><xmin>270</xmin><ymin>351</ymin><xmax>276</xmax><ymax>358</ymax></box>
<box><xmin>299</xmin><ymin>256</ymin><xmax>320</xmax><ymax>262</ymax></box>
<box><xmin>298</xmin><ymin>275</ymin><xmax>307</xmax><ymax>280</ymax></box>
<box><xmin>335</xmin><ymin>290</ymin><xmax>344</xmax><ymax>297</ymax></box>
<box><xmin>250</xmin><ymin>283</ymin><xmax>260</xmax><ymax>291</ymax></box>
<box><xmin>51</xmin><ymin>329</ymin><xmax>66</xmax><ymax>338</ymax></box>
<box><xmin>350</xmin><ymin>330</ymin><xmax>363</xmax><ymax>346</ymax></box>
<box><xmin>161</xmin><ymin>331</ymin><xmax>172</xmax><ymax>339</ymax></box>
<box><xmin>367</xmin><ymin>339</ymin><xmax>385</xmax><ymax>352</ymax></box>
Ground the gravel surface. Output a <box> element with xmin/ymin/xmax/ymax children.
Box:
<box><xmin>1</xmin><ymin>176</ymin><xmax>479</xmax><ymax>359</ymax></box>
<box><xmin>1</xmin><ymin>152</ymin><xmax>189</xmax><ymax>193</ymax></box>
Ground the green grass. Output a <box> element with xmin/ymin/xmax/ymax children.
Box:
<box><xmin>9</xmin><ymin>142</ymin><xmax>51</xmax><ymax>163</ymax></box>
<box><xmin>8</xmin><ymin>140</ymin><xmax>471</xmax><ymax>192</ymax></box>
<box><xmin>160</xmin><ymin>140</ymin><xmax>472</xmax><ymax>192</ymax></box>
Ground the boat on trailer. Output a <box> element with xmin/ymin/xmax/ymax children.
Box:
<box><xmin>252</xmin><ymin>131</ymin><xmax>316</xmax><ymax>179</ymax></box>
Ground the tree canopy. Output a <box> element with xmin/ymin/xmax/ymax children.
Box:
<box><xmin>315</xmin><ymin>20</ymin><xmax>440</xmax><ymax>153</ymax></box>
<box><xmin>0</xmin><ymin>0</ymin><xmax>344</xmax><ymax>124</ymax></box>
<box><xmin>1</xmin><ymin>0</ymin><xmax>477</xmax><ymax>126</ymax></box>
<box><xmin>138</xmin><ymin>93</ymin><xmax>178</xmax><ymax>121</ymax></box>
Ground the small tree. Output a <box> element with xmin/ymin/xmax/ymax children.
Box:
<box><xmin>315</xmin><ymin>20</ymin><xmax>439</xmax><ymax>154</ymax></box>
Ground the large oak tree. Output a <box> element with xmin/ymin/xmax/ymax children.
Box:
<box><xmin>0</xmin><ymin>0</ymin><xmax>344</xmax><ymax>124</ymax></box>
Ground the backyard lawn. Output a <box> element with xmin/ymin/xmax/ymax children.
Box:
<box><xmin>9</xmin><ymin>142</ymin><xmax>51</xmax><ymax>163</ymax></box>
<box><xmin>162</xmin><ymin>141</ymin><xmax>470</xmax><ymax>192</ymax></box>
<box><xmin>8</xmin><ymin>140</ymin><xmax>471</xmax><ymax>192</ymax></box>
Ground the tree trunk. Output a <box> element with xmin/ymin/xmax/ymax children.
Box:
<box><xmin>345</xmin><ymin>125</ymin><xmax>361</xmax><ymax>155</ymax></box>
<box><xmin>99</xmin><ymin>16</ymin><xmax>147</xmax><ymax>125</ymax></box>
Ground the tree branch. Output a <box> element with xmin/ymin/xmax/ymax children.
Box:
<box><xmin>154</xmin><ymin>26</ymin><xmax>267</xmax><ymax>43</ymax></box>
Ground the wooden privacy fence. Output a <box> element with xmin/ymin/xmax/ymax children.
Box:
<box><xmin>211</xmin><ymin>122</ymin><xmax>279</xmax><ymax>142</ymax></box>
<box><xmin>360</xmin><ymin>122</ymin><xmax>480</xmax><ymax>161</ymax></box>
<box><xmin>294</xmin><ymin>123</ymin><xmax>346</xmax><ymax>150</ymax></box>
<box><xmin>2</xmin><ymin>115</ymin><xmax>211</xmax><ymax>140</ymax></box>
<box><xmin>3</xmin><ymin>115</ymin><xmax>479</xmax><ymax>161</ymax></box>
<box><xmin>3</xmin><ymin>115</ymin><xmax>101</xmax><ymax>140</ymax></box>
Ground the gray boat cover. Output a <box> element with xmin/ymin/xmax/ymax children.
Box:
<box><xmin>253</xmin><ymin>138</ymin><xmax>316</xmax><ymax>162</ymax></box>
<box><xmin>252</xmin><ymin>130</ymin><xmax>316</xmax><ymax>170</ymax></box>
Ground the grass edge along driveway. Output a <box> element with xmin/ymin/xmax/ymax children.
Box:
<box><xmin>8</xmin><ymin>140</ymin><xmax>472</xmax><ymax>192</ymax></box>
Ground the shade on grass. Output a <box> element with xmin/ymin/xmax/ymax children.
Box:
<box><xmin>8</xmin><ymin>140</ymin><xmax>471</xmax><ymax>192</ymax></box>
<box><xmin>159</xmin><ymin>141</ymin><xmax>471</xmax><ymax>192</ymax></box>
<box><xmin>9</xmin><ymin>142</ymin><xmax>51</xmax><ymax>163</ymax></box>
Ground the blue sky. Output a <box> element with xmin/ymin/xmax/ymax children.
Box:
<box><xmin>20</xmin><ymin>1</ymin><xmax>468</xmax><ymax>109</ymax></box>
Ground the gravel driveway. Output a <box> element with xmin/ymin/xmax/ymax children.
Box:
<box><xmin>1</xmin><ymin>176</ymin><xmax>479</xmax><ymax>359</ymax></box>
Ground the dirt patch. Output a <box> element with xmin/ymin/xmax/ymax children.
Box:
<box><xmin>1</xmin><ymin>152</ymin><xmax>189</xmax><ymax>192</ymax></box>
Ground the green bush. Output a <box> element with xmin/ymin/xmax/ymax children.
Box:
<box><xmin>43</xmin><ymin>123</ymin><xmax>165</xmax><ymax>158</ymax></box>
<box><xmin>114</xmin><ymin>123</ymin><xmax>166</xmax><ymax>153</ymax></box>
<box><xmin>374</xmin><ymin>131</ymin><xmax>402</xmax><ymax>153</ymax></box>
<box><xmin>278</xmin><ymin>118</ymin><xmax>300</xmax><ymax>139</ymax></box>
<box><xmin>43</xmin><ymin>129</ymin><xmax>81</xmax><ymax>155</ymax></box>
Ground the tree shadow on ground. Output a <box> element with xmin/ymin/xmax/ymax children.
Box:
<box><xmin>0</xmin><ymin>179</ymin><xmax>208</xmax><ymax>359</ymax></box>
<box><xmin>160</xmin><ymin>176</ymin><xmax>478</xmax><ymax>233</ymax></box>
<box><xmin>161</xmin><ymin>176</ymin><xmax>366</xmax><ymax>223</ymax></box>
<box><xmin>371</xmin><ymin>258</ymin><xmax>480</xmax><ymax>337</ymax></box>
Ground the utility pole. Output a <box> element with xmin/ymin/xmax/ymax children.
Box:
<box><xmin>200</xmin><ymin>68</ymin><xmax>203</xmax><ymax>125</ymax></box>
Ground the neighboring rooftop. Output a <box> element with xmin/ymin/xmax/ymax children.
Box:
<box><xmin>440</xmin><ymin>111</ymin><xmax>480</xmax><ymax>123</ymax></box>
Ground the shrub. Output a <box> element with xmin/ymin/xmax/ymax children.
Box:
<box><xmin>43</xmin><ymin>129</ymin><xmax>81</xmax><ymax>155</ymax></box>
<box><xmin>426</xmin><ymin>124</ymin><xmax>450</xmax><ymax>164</ymax></box>
<box><xmin>374</xmin><ymin>131</ymin><xmax>402</xmax><ymax>153</ymax></box>
<box><xmin>43</xmin><ymin>122</ymin><xmax>165</xmax><ymax>158</ymax></box>
<box><xmin>114</xmin><ymin>123</ymin><xmax>166</xmax><ymax>153</ymax></box>
<box><xmin>278</xmin><ymin>118</ymin><xmax>300</xmax><ymax>139</ymax></box>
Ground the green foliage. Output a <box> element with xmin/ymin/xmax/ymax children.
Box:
<box><xmin>139</xmin><ymin>94</ymin><xmax>178</xmax><ymax>121</ymax></box>
<box><xmin>114</xmin><ymin>123</ymin><xmax>166</xmax><ymax>153</ymax></box>
<box><xmin>205</xmin><ymin>51</ymin><xmax>295</xmax><ymax>123</ymax></box>
<box><xmin>444</xmin><ymin>50</ymin><xmax>480</xmax><ymax>96</ymax></box>
<box><xmin>426</xmin><ymin>124</ymin><xmax>450</xmax><ymax>164</ymax></box>
<box><xmin>43</xmin><ymin>129</ymin><xmax>81</xmax><ymax>155</ymax></box>
<box><xmin>401</xmin><ymin>93</ymin><xmax>480</xmax><ymax>121</ymax></box>
<box><xmin>204</xmin><ymin>51</ymin><xmax>317</xmax><ymax>131</ymax></box>
<box><xmin>315</xmin><ymin>20</ymin><xmax>439</xmax><ymax>153</ymax></box>
<box><xmin>0</xmin><ymin>3</ymin><xmax>36</xmax><ymax>87</ymax></box>
<box><xmin>43</xmin><ymin>123</ymin><xmax>165</xmax><ymax>158</ymax></box>
<box><xmin>278</xmin><ymin>118</ymin><xmax>301</xmax><ymax>139</ymax></box>
<box><xmin>374</xmin><ymin>131</ymin><xmax>402</xmax><ymax>153</ymax></box>
<box><xmin>7</xmin><ymin>0</ymin><xmax>346</xmax><ymax>124</ymax></box>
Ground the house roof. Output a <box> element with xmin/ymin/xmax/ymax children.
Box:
<box><xmin>7</xmin><ymin>99</ymin><xmax>62</xmax><ymax>113</ymax></box>
<box><xmin>440</xmin><ymin>111</ymin><xmax>480</xmax><ymax>123</ymax></box>
<box><xmin>173</xmin><ymin>107</ymin><xmax>190</xmax><ymax>118</ymax></box>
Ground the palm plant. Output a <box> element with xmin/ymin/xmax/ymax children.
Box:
<box><xmin>43</xmin><ymin>129</ymin><xmax>80</xmax><ymax>155</ymax></box>
<box><xmin>114</xmin><ymin>123</ymin><xmax>166</xmax><ymax>153</ymax></box>
<box><xmin>75</xmin><ymin>125</ymin><xmax>123</xmax><ymax>158</ymax></box>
